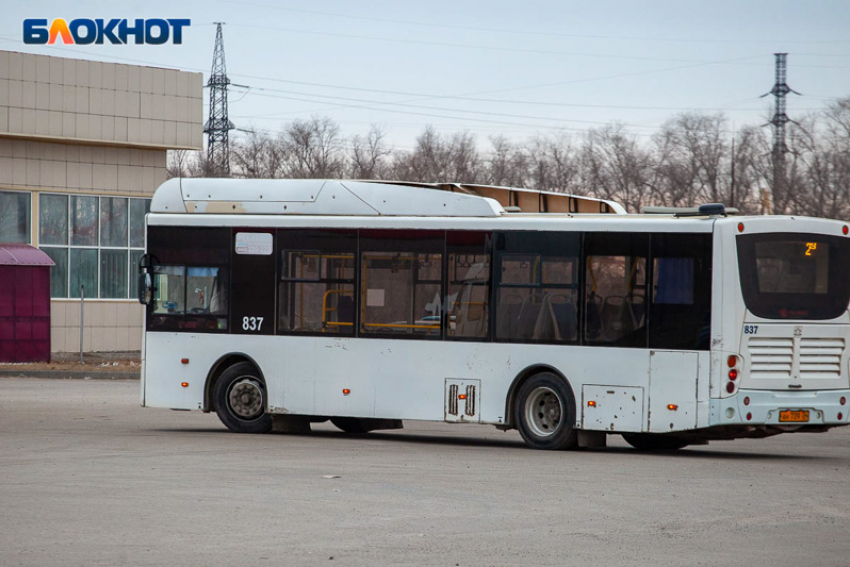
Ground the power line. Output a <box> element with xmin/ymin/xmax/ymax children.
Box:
<box><xmin>223</xmin><ymin>1</ymin><xmax>850</xmax><ymax>45</ymax></box>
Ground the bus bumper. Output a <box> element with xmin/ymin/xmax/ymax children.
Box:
<box><xmin>710</xmin><ymin>389</ymin><xmax>850</xmax><ymax>427</ymax></box>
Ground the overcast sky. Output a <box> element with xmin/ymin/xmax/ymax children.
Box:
<box><xmin>3</xmin><ymin>1</ymin><xmax>850</xmax><ymax>150</ymax></box>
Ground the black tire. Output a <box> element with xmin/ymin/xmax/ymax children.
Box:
<box><xmin>622</xmin><ymin>433</ymin><xmax>688</xmax><ymax>451</ymax></box>
<box><xmin>514</xmin><ymin>372</ymin><xmax>578</xmax><ymax>450</ymax></box>
<box><xmin>331</xmin><ymin>417</ymin><xmax>370</xmax><ymax>434</ymax></box>
<box><xmin>214</xmin><ymin>362</ymin><xmax>273</xmax><ymax>434</ymax></box>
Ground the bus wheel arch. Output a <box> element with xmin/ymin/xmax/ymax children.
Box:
<box><xmin>205</xmin><ymin>353</ymin><xmax>266</xmax><ymax>413</ymax></box>
<box><xmin>506</xmin><ymin>365</ymin><xmax>579</xmax><ymax>450</ymax></box>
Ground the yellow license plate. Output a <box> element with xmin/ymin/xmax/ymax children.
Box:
<box><xmin>779</xmin><ymin>410</ymin><xmax>810</xmax><ymax>423</ymax></box>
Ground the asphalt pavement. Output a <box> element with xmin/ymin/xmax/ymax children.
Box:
<box><xmin>1</xmin><ymin>377</ymin><xmax>849</xmax><ymax>567</ymax></box>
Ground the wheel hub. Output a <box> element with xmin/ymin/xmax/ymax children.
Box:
<box><xmin>228</xmin><ymin>378</ymin><xmax>264</xmax><ymax>420</ymax></box>
<box><xmin>524</xmin><ymin>386</ymin><xmax>562</xmax><ymax>437</ymax></box>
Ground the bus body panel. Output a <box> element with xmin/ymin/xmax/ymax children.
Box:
<box><xmin>143</xmin><ymin>331</ymin><xmax>705</xmax><ymax>432</ymax></box>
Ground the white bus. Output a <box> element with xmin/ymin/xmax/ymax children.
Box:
<box><xmin>138</xmin><ymin>178</ymin><xmax>850</xmax><ymax>451</ymax></box>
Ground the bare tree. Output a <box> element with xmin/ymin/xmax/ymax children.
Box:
<box><xmin>349</xmin><ymin>126</ymin><xmax>391</xmax><ymax>179</ymax></box>
<box><xmin>282</xmin><ymin>117</ymin><xmax>346</xmax><ymax>178</ymax></box>
<box><xmin>580</xmin><ymin>124</ymin><xmax>653</xmax><ymax>212</ymax></box>
<box><xmin>166</xmin><ymin>149</ymin><xmax>198</xmax><ymax>179</ymax></box>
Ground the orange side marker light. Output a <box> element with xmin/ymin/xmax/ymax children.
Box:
<box><xmin>181</xmin><ymin>382</ymin><xmax>189</xmax><ymax>388</ymax></box>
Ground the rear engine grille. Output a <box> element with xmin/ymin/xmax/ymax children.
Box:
<box><xmin>799</xmin><ymin>338</ymin><xmax>844</xmax><ymax>379</ymax></box>
<box><xmin>749</xmin><ymin>337</ymin><xmax>793</xmax><ymax>379</ymax></box>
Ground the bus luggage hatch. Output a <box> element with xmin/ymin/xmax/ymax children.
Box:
<box><xmin>648</xmin><ymin>350</ymin><xmax>698</xmax><ymax>432</ymax></box>
<box><xmin>445</xmin><ymin>379</ymin><xmax>481</xmax><ymax>422</ymax></box>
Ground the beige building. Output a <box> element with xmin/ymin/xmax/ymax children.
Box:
<box><xmin>0</xmin><ymin>49</ymin><xmax>203</xmax><ymax>353</ymax></box>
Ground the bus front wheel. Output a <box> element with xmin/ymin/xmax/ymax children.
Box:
<box><xmin>515</xmin><ymin>372</ymin><xmax>578</xmax><ymax>450</ymax></box>
<box><xmin>214</xmin><ymin>362</ymin><xmax>273</xmax><ymax>434</ymax></box>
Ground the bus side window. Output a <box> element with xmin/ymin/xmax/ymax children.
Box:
<box><xmin>584</xmin><ymin>233</ymin><xmax>649</xmax><ymax>347</ymax></box>
<box><xmin>152</xmin><ymin>266</ymin><xmax>186</xmax><ymax>314</ymax></box>
<box><xmin>277</xmin><ymin>230</ymin><xmax>357</xmax><ymax>336</ymax></box>
<box><xmin>447</xmin><ymin>231</ymin><xmax>492</xmax><ymax>340</ymax></box>
<box><xmin>650</xmin><ymin>233</ymin><xmax>712</xmax><ymax>350</ymax></box>
<box><xmin>494</xmin><ymin>231</ymin><xmax>580</xmax><ymax>344</ymax></box>
<box><xmin>359</xmin><ymin>230</ymin><xmax>444</xmax><ymax>339</ymax></box>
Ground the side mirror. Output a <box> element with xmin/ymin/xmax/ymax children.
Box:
<box><xmin>137</xmin><ymin>254</ymin><xmax>158</xmax><ymax>305</ymax></box>
<box><xmin>138</xmin><ymin>272</ymin><xmax>154</xmax><ymax>305</ymax></box>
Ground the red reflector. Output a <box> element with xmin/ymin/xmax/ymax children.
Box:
<box><xmin>744</xmin><ymin>396</ymin><xmax>750</xmax><ymax>406</ymax></box>
<box><xmin>587</xmin><ymin>400</ymin><xmax>597</xmax><ymax>407</ymax></box>
<box><xmin>181</xmin><ymin>382</ymin><xmax>189</xmax><ymax>388</ymax></box>
<box><xmin>839</xmin><ymin>413</ymin><xmax>844</xmax><ymax>420</ymax></box>
<box><xmin>841</xmin><ymin>397</ymin><xmax>847</xmax><ymax>406</ymax></box>
<box><xmin>746</xmin><ymin>412</ymin><xmax>752</xmax><ymax>421</ymax></box>
<box><xmin>726</xmin><ymin>382</ymin><xmax>736</xmax><ymax>394</ymax></box>
<box><xmin>844</xmin><ymin>225</ymin><xmax>848</xmax><ymax>235</ymax></box>
<box><xmin>727</xmin><ymin>355</ymin><xmax>737</xmax><ymax>368</ymax></box>
<box><xmin>667</xmin><ymin>404</ymin><xmax>678</xmax><ymax>411</ymax></box>
<box><xmin>738</xmin><ymin>222</ymin><xmax>745</xmax><ymax>233</ymax></box>
<box><xmin>181</xmin><ymin>358</ymin><xmax>189</xmax><ymax>364</ymax></box>
<box><xmin>342</xmin><ymin>389</ymin><xmax>351</xmax><ymax>395</ymax></box>
<box><xmin>728</xmin><ymin>369</ymin><xmax>738</xmax><ymax>380</ymax></box>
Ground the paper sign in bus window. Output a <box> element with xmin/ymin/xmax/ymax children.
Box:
<box><xmin>366</xmin><ymin>289</ymin><xmax>385</xmax><ymax>307</ymax></box>
<box><xmin>235</xmin><ymin>232</ymin><xmax>273</xmax><ymax>255</ymax></box>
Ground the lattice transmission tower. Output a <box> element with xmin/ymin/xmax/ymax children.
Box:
<box><xmin>204</xmin><ymin>22</ymin><xmax>234</xmax><ymax>177</ymax></box>
<box><xmin>762</xmin><ymin>53</ymin><xmax>800</xmax><ymax>212</ymax></box>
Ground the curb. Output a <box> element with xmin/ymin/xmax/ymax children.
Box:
<box><xmin>0</xmin><ymin>370</ymin><xmax>140</xmax><ymax>380</ymax></box>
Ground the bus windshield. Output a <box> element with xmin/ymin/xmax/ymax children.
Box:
<box><xmin>737</xmin><ymin>233</ymin><xmax>850</xmax><ymax>320</ymax></box>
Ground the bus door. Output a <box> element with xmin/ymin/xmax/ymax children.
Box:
<box><xmin>648</xmin><ymin>350</ymin><xmax>699</xmax><ymax>432</ymax></box>
<box><xmin>231</xmin><ymin>230</ymin><xmax>276</xmax><ymax>335</ymax></box>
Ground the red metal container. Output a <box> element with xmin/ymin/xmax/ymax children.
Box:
<box><xmin>0</xmin><ymin>244</ymin><xmax>54</xmax><ymax>363</ymax></box>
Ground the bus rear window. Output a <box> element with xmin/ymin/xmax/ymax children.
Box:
<box><xmin>737</xmin><ymin>233</ymin><xmax>850</xmax><ymax>320</ymax></box>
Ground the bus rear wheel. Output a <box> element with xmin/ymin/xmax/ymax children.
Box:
<box><xmin>214</xmin><ymin>362</ymin><xmax>273</xmax><ymax>434</ymax></box>
<box><xmin>515</xmin><ymin>372</ymin><xmax>578</xmax><ymax>450</ymax></box>
<box><xmin>621</xmin><ymin>433</ymin><xmax>688</xmax><ymax>451</ymax></box>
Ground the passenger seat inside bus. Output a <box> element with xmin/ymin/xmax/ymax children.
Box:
<box><xmin>533</xmin><ymin>294</ymin><xmax>577</xmax><ymax>342</ymax></box>
<box><xmin>336</xmin><ymin>295</ymin><xmax>355</xmax><ymax>324</ymax></box>
<box><xmin>496</xmin><ymin>293</ymin><xmax>523</xmax><ymax>339</ymax></box>
<box><xmin>515</xmin><ymin>296</ymin><xmax>544</xmax><ymax>340</ymax></box>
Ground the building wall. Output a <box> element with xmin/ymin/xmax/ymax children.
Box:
<box><xmin>0</xmin><ymin>49</ymin><xmax>202</xmax><ymax>354</ymax></box>
<box><xmin>0</xmin><ymin>50</ymin><xmax>202</xmax><ymax>149</ymax></box>
<box><xmin>0</xmin><ymin>139</ymin><xmax>166</xmax><ymax>194</ymax></box>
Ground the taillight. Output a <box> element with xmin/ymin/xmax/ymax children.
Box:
<box><xmin>726</xmin><ymin>354</ymin><xmax>741</xmax><ymax>396</ymax></box>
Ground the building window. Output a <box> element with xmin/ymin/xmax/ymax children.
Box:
<box><xmin>0</xmin><ymin>190</ymin><xmax>32</xmax><ymax>244</ymax></box>
<box><xmin>38</xmin><ymin>194</ymin><xmax>151</xmax><ymax>299</ymax></box>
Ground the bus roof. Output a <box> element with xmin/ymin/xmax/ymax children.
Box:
<box><xmin>150</xmin><ymin>178</ymin><xmax>626</xmax><ymax>217</ymax></box>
